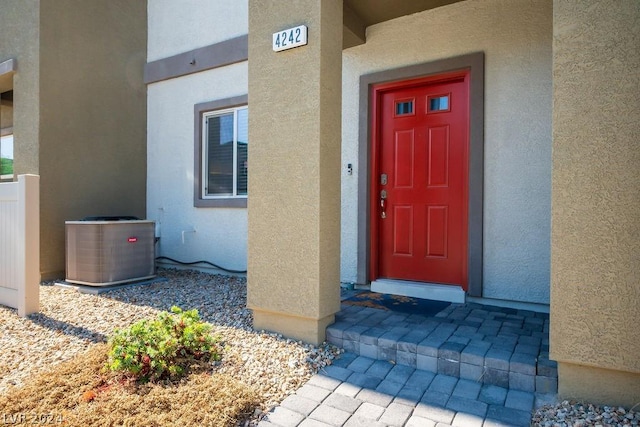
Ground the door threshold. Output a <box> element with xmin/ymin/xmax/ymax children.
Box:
<box><xmin>371</xmin><ymin>279</ymin><xmax>465</xmax><ymax>304</ymax></box>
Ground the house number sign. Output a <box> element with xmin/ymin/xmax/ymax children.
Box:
<box><xmin>272</xmin><ymin>25</ymin><xmax>308</xmax><ymax>52</ymax></box>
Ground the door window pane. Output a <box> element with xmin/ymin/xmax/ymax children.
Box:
<box><xmin>428</xmin><ymin>95</ymin><xmax>450</xmax><ymax>112</ymax></box>
<box><xmin>396</xmin><ymin>100</ymin><xmax>414</xmax><ymax>116</ymax></box>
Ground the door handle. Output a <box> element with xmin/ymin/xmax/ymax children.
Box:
<box><xmin>380</xmin><ymin>190</ymin><xmax>387</xmax><ymax>219</ymax></box>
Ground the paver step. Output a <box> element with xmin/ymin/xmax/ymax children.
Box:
<box><xmin>326</xmin><ymin>302</ymin><xmax>557</xmax><ymax>394</ymax></box>
<box><xmin>258</xmin><ymin>352</ymin><xmax>557</xmax><ymax>427</ymax></box>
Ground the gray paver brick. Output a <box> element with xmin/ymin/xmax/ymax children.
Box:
<box><xmin>484</xmin><ymin>349</ymin><xmax>512</xmax><ymax>371</ymax></box>
<box><xmin>460</xmin><ymin>362</ymin><xmax>484</xmax><ymax>382</ymax></box>
<box><xmin>486</xmin><ymin>405</ymin><xmax>532</xmax><ymax>427</ymax></box>
<box><xmin>461</xmin><ymin>343</ymin><xmax>490</xmax><ymax>366</ymax></box>
<box><xmin>509</xmin><ymin>352</ymin><xmax>536</xmax><ymax>375</ymax></box>
<box><xmin>343</xmin><ymin>414</ymin><xmax>386</xmax><ymax>427</ymax></box>
<box><xmin>418</xmin><ymin>336</ymin><xmax>446</xmax><ymax>356</ymax></box>
<box><xmin>420</xmin><ymin>390</ymin><xmax>450</xmax><ymax>408</ymax></box>
<box><xmin>489</xmin><ymin>341</ymin><xmax>516</xmax><ymax>352</ymax></box>
<box><xmin>509</xmin><ymin>371</ymin><xmax>535</xmax><ymax>392</ymax></box>
<box><xmin>376</xmin><ymin>378</ymin><xmax>405</xmax><ymax>396</ymax></box>
<box><xmin>483</xmin><ymin>367</ymin><xmax>509</xmax><ymax>388</ymax></box>
<box><xmin>379</xmin><ymin>402</ymin><xmax>414</xmax><ymax>426</ymax></box>
<box><xmin>323</xmin><ymin>393</ymin><xmax>363</xmax><ymax>413</ymax></box>
<box><xmin>378</xmin><ymin>328</ymin><xmax>409</xmax><ymax>348</ymax></box>
<box><xmin>537</xmin><ymin>356</ymin><xmax>558</xmax><ymax>378</ymax></box>
<box><xmin>406</xmin><ymin>369</ymin><xmax>436</xmax><ymax>390</ymax></box>
<box><xmin>417</xmin><ymin>354</ymin><xmax>438</xmax><ymax>372</ymax></box>
<box><xmin>428</xmin><ymin>374</ymin><xmax>458</xmax><ymax>394</ymax></box>
<box><xmin>448</xmin><ymin>335</ymin><xmax>470</xmax><ymax>346</ymax></box>
<box><xmin>482</xmin><ymin>419</ymin><xmax>519</xmax><ymax>427</ymax></box>
<box><xmin>377</xmin><ymin>345</ymin><xmax>396</xmax><ymax>361</ymax></box>
<box><xmin>326</xmin><ymin>321</ymin><xmax>352</xmax><ymax>339</ymax></box>
<box><xmin>437</xmin><ymin>358</ymin><xmax>460</xmax><ymax>377</ymax></box>
<box><xmin>332</xmin><ymin>352</ymin><xmax>358</xmax><ymax>368</ymax></box>
<box><xmin>363</xmin><ymin>313</ymin><xmax>390</xmax><ymax>327</ymax></box>
<box><xmin>455</xmin><ymin>325</ymin><xmax>479</xmax><ymax>337</ymax></box>
<box><xmin>320</xmin><ymin>365</ymin><xmax>352</xmax><ymax>382</ymax></box>
<box><xmin>343</xmin><ymin>325</ymin><xmax>369</xmax><ymax>341</ymax></box>
<box><xmin>281</xmin><ymin>394</ymin><xmax>320</xmax><ymax>416</ymax></box>
<box><xmin>397</xmin><ymin>349</ymin><xmax>417</xmax><ymax>368</ymax></box>
<box><xmin>299</xmin><ymin>419</ymin><xmax>333</xmax><ymax>427</ymax></box>
<box><xmin>535</xmin><ymin>375</ymin><xmax>558</xmax><ymax>393</ymax></box>
<box><xmin>514</xmin><ymin>343</ymin><xmax>540</xmax><ymax>355</ymax></box>
<box><xmin>309</xmin><ymin>404</ymin><xmax>351</xmax><ymax>426</ymax></box>
<box><xmin>386</xmin><ymin>363</ymin><xmax>415</xmax><ymax>383</ymax></box>
<box><xmin>406</xmin><ymin>415</ymin><xmax>437</xmax><ymax>427</ymax></box>
<box><xmin>342</xmin><ymin>339</ymin><xmax>358</xmax><ymax>354</ymax></box>
<box><xmin>334</xmin><ymin>381</ymin><xmax>362</xmax><ymax>398</ymax></box>
<box><xmin>446</xmin><ymin>395</ymin><xmax>488</xmax><ymax>417</ymax></box>
<box><xmin>504</xmin><ymin>389</ymin><xmax>535</xmax><ymax>412</ymax></box>
<box><xmin>359</xmin><ymin>342</ymin><xmax>378</xmax><ymax>359</ymax></box>
<box><xmin>347</xmin><ymin>372</ymin><xmax>382</xmax><ymax>389</ymax></box>
<box><xmin>307</xmin><ymin>374</ymin><xmax>342</xmax><ymax>391</ymax></box>
<box><xmin>478</xmin><ymin>384</ymin><xmax>507</xmax><ymax>406</ymax></box>
<box><xmin>265</xmin><ymin>406</ymin><xmax>306</xmax><ymax>427</ymax></box>
<box><xmin>452</xmin><ymin>378</ymin><xmax>482</xmax><ymax>399</ymax></box>
<box><xmin>365</xmin><ymin>359</ymin><xmax>395</xmax><ymax>379</ymax></box>
<box><xmin>452</xmin><ymin>412</ymin><xmax>485</xmax><ymax>427</ymax></box>
<box><xmin>518</xmin><ymin>335</ymin><xmax>541</xmax><ymax>346</ymax></box>
<box><xmin>438</xmin><ymin>341</ymin><xmax>466</xmax><ymax>361</ymax></box>
<box><xmin>356</xmin><ymin>388</ymin><xmax>394</xmax><ymax>407</ymax></box>
<box><xmin>360</xmin><ymin>327</ymin><xmax>386</xmax><ymax>344</ymax></box>
<box><xmin>296</xmin><ymin>384</ymin><xmax>332</xmax><ymax>403</ymax></box>
<box><xmin>413</xmin><ymin>402</ymin><xmax>456</xmax><ymax>423</ymax></box>
<box><xmin>397</xmin><ymin>330</ymin><xmax>430</xmax><ymax>352</ymax></box>
<box><xmin>394</xmin><ymin>384</ymin><xmax>425</xmax><ymax>405</ymax></box>
<box><xmin>353</xmin><ymin>401</ymin><xmax>385</xmax><ymax>420</ymax></box>
<box><xmin>347</xmin><ymin>356</ymin><xmax>375</xmax><ymax>373</ymax></box>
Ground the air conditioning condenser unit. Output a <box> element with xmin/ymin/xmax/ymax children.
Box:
<box><xmin>65</xmin><ymin>219</ymin><xmax>155</xmax><ymax>286</ymax></box>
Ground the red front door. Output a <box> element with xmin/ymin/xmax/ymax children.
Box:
<box><xmin>371</xmin><ymin>72</ymin><xmax>469</xmax><ymax>289</ymax></box>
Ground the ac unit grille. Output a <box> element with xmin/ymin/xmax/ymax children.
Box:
<box><xmin>66</xmin><ymin>220</ymin><xmax>156</xmax><ymax>286</ymax></box>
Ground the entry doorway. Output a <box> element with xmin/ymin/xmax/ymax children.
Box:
<box><xmin>369</xmin><ymin>72</ymin><xmax>470</xmax><ymax>290</ymax></box>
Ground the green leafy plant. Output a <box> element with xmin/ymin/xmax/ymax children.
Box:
<box><xmin>107</xmin><ymin>306</ymin><xmax>221</xmax><ymax>382</ymax></box>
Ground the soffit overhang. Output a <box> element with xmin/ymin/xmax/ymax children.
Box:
<box><xmin>343</xmin><ymin>0</ymin><xmax>464</xmax><ymax>48</ymax></box>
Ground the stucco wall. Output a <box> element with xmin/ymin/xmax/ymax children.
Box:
<box><xmin>146</xmin><ymin>0</ymin><xmax>249</xmax><ymax>273</ymax></box>
<box><xmin>0</xmin><ymin>0</ymin><xmax>40</xmax><ymax>176</ymax></box>
<box><xmin>550</xmin><ymin>0</ymin><xmax>640</xmax><ymax>405</ymax></box>
<box><xmin>147</xmin><ymin>64</ymin><xmax>249</xmax><ymax>272</ymax></box>
<box><xmin>342</xmin><ymin>0</ymin><xmax>552</xmax><ymax>304</ymax></box>
<box><xmin>147</xmin><ymin>0</ymin><xmax>248</xmax><ymax>62</ymax></box>
<box><xmin>247</xmin><ymin>0</ymin><xmax>342</xmax><ymax>344</ymax></box>
<box><xmin>38</xmin><ymin>0</ymin><xmax>147</xmax><ymax>278</ymax></box>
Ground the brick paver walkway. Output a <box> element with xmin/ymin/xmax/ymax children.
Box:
<box><xmin>259</xmin><ymin>296</ymin><xmax>558</xmax><ymax>426</ymax></box>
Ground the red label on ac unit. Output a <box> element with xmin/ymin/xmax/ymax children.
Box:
<box><xmin>127</xmin><ymin>237</ymin><xmax>138</xmax><ymax>243</ymax></box>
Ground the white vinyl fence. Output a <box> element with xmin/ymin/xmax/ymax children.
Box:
<box><xmin>0</xmin><ymin>174</ymin><xmax>39</xmax><ymax>316</ymax></box>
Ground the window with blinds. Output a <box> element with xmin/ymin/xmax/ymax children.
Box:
<box><xmin>202</xmin><ymin>106</ymin><xmax>248</xmax><ymax>198</ymax></box>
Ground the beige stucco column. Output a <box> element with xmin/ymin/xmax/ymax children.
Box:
<box><xmin>247</xmin><ymin>0</ymin><xmax>342</xmax><ymax>345</ymax></box>
<box><xmin>550</xmin><ymin>0</ymin><xmax>640</xmax><ymax>407</ymax></box>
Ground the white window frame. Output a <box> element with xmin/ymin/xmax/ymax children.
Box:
<box><xmin>193</xmin><ymin>95</ymin><xmax>247</xmax><ymax>209</ymax></box>
<box><xmin>201</xmin><ymin>106</ymin><xmax>247</xmax><ymax>199</ymax></box>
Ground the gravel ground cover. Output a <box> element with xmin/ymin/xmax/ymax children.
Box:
<box><xmin>0</xmin><ymin>269</ymin><xmax>340</xmax><ymax>423</ymax></box>
<box><xmin>1</xmin><ymin>268</ymin><xmax>638</xmax><ymax>426</ymax></box>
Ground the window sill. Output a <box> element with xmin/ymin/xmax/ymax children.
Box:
<box><xmin>194</xmin><ymin>198</ymin><xmax>247</xmax><ymax>208</ymax></box>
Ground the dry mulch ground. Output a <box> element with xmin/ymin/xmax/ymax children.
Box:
<box><xmin>0</xmin><ymin>343</ymin><xmax>260</xmax><ymax>427</ymax></box>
